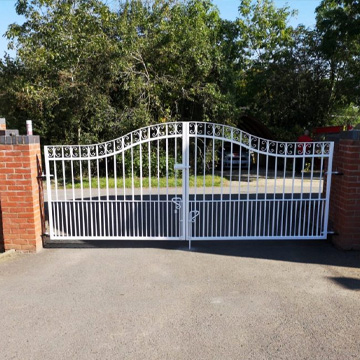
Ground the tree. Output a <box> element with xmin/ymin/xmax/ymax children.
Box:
<box><xmin>2</xmin><ymin>0</ymin><xmax>121</xmax><ymax>145</ymax></box>
<box><xmin>315</xmin><ymin>0</ymin><xmax>360</xmax><ymax>119</ymax></box>
<box><xmin>113</xmin><ymin>0</ymin><xmax>238</xmax><ymax>129</ymax></box>
<box><xmin>1</xmin><ymin>0</ymin><xmax>238</xmax><ymax>145</ymax></box>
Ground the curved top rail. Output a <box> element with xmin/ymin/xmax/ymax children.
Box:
<box><xmin>188</xmin><ymin>122</ymin><xmax>332</xmax><ymax>157</ymax></box>
<box><xmin>45</xmin><ymin>121</ymin><xmax>333</xmax><ymax>159</ymax></box>
<box><xmin>46</xmin><ymin>122</ymin><xmax>183</xmax><ymax>159</ymax></box>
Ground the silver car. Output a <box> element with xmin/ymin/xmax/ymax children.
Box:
<box><xmin>222</xmin><ymin>145</ymin><xmax>252</xmax><ymax>169</ymax></box>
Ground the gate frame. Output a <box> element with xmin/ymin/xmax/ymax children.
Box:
<box><xmin>44</xmin><ymin>121</ymin><xmax>334</xmax><ymax>245</ymax></box>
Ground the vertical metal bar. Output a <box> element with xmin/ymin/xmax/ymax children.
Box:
<box><xmin>131</xmin><ymin>135</ymin><xmax>135</xmax><ymax>237</ymax></box>
<box><xmin>70</xmin><ymin>150</ymin><xmax>76</xmax><ymax>237</ymax></box>
<box><xmin>45</xmin><ymin>148</ymin><xmax>54</xmax><ymax>239</ymax></box>
<box><xmin>254</xmin><ymin>139</ymin><xmax>260</xmax><ymax>236</ymax></box>
<box><xmin>281</xmin><ymin>152</ymin><xmax>287</xmax><ymax>237</ymax></box>
<box><xmin>320</xmin><ymin>198</ymin><xmax>325</xmax><ymax>237</ymax></box>
<box><xmin>250</xmin><ymin>200</ymin><xmax>253</xmax><ymax>236</ymax></box>
<box><xmin>96</xmin><ymin>146</ymin><xmax>102</xmax><ymax>237</ymax></box>
<box><xmin>148</xmin><ymin>135</ymin><xmax>152</xmax><ymax>237</ymax></box>
<box><xmin>53</xmin><ymin>159</ymin><xmax>60</xmax><ymax>237</ymax></box>
<box><xmin>264</xmin><ymin>144</ymin><xmax>269</xmax><ymax>236</ymax></box>
<box><xmin>96</xmin><ymin>145</ymin><xmax>103</xmax><ymax>236</ymax></box>
<box><xmin>205</xmin><ymin>130</ymin><xmax>210</xmax><ymax>238</ymax></box>
<box><xmin>220</xmin><ymin>127</ymin><xmax>225</xmax><ymax>237</ymax></box>
<box><xmin>246</xmin><ymin>136</ymin><xmax>251</xmax><ymax>237</ymax></box>
<box><xmin>237</xmin><ymin>133</ymin><xmax>243</xmax><ymax>237</ymax></box>
<box><xmin>293</xmin><ymin>199</ymin><xmax>299</xmax><ymax>237</ymax></box>
<box><xmin>122</xmin><ymin>139</ymin><xmax>127</xmax><ymax>237</ymax></box>
<box><xmin>203</xmin><ymin>135</ymin><xmax>206</xmax><ymax>238</ymax></box>
<box><xmin>109</xmin><ymin>154</ymin><xmax>114</xmax><ymax>237</ymax></box>
<box><xmin>194</xmin><ymin>132</ymin><xmax>197</xmax><ymax>237</ymax></box>
<box><xmin>212</xmin><ymin>133</ymin><xmax>216</xmax><ymax>238</ymax></box>
<box><xmin>174</xmin><ymin>135</ymin><xmax>178</xmax><ymax>238</ymax></box>
<box><xmin>62</xmin><ymin>148</ymin><xmax>69</xmax><ymax>237</ymax></box>
<box><xmin>140</xmin><ymin>142</ymin><xmax>143</xmax><ymax>237</ymax></box>
<box><xmin>323</xmin><ymin>143</ymin><xmax>334</xmax><ymax>238</ymax></box>
<box><xmin>88</xmin><ymin>154</ymin><xmax>93</xmax><ymax>237</ymax></box>
<box><xmin>228</xmin><ymin>130</ymin><xmax>233</xmax><ymax>237</ymax></box>
<box><xmin>157</xmin><ymin>137</ymin><xmax>160</xmax><ymax>236</ymax></box>
<box><xmin>182</xmin><ymin>122</ymin><xmax>190</xmax><ymax>244</ymax></box>
<box><xmin>241</xmin><ymin>200</ymin><xmax>244</xmax><ymax>237</ymax></box>
<box><xmin>272</xmin><ymin>143</ymin><xmax>278</xmax><ymax>237</ymax></box>
<box><xmin>79</xmin><ymin>150</ymin><xmax>85</xmax><ymax>237</ymax></box>
<box><xmin>105</xmin><ymin>153</ymin><xmax>110</xmax><ymax>237</ymax></box>
<box><xmin>289</xmin><ymin>152</ymin><xmax>296</xmax><ymax>237</ymax></box>
<box><xmin>307</xmin><ymin>146</ymin><xmax>315</xmax><ymax>236</ymax></box>
<box><xmin>298</xmin><ymin>147</ymin><xmax>305</xmax><ymax>236</ymax></box>
<box><xmin>114</xmin><ymin>144</ymin><xmax>118</xmax><ymax>237</ymax></box>
<box><xmin>316</xmin><ymin>151</ymin><xmax>324</xmax><ymax>236</ymax></box>
<box><xmin>165</xmin><ymin>126</ymin><xmax>169</xmax><ymax>238</ymax></box>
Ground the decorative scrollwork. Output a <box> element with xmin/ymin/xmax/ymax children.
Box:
<box><xmin>278</xmin><ymin>143</ymin><xmax>285</xmax><ymax>155</ymax></box>
<box><xmin>286</xmin><ymin>143</ymin><xmax>295</xmax><ymax>155</ymax></box>
<box><xmin>45</xmin><ymin>121</ymin><xmax>333</xmax><ymax>160</ymax></box>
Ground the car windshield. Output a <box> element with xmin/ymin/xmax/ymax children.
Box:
<box><xmin>223</xmin><ymin>145</ymin><xmax>249</xmax><ymax>154</ymax></box>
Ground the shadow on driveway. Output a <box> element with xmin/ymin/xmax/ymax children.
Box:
<box><xmin>329</xmin><ymin>277</ymin><xmax>360</xmax><ymax>290</ymax></box>
<box><xmin>45</xmin><ymin>239</ymin><xmax>360</xmax><ymax>269</ymax></box>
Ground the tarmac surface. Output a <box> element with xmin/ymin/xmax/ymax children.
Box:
<box><xmin>0</xmin><ymin>240</ymin><xmax>360</xmax><ymax>360</ymax></box>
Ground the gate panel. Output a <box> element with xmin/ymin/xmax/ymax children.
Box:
<box><xmin>188</xmin><ymin>122</ymin><xmax>333</xmax><ymax>240</ymax></box>
<box><xmin>45</xmin><ymin>123</ymin><xmax>184</xmax><ymax>240</ymax></box>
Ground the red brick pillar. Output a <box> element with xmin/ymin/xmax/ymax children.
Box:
<box><xmin>0</xmin><ymin>119</ymin><xmax>43</xmax><ymax>252</ymax></box>
<box><xmin>328</xmin><ymin>131</ymin><xmax>360</xmax><ymax>250</ymax></box>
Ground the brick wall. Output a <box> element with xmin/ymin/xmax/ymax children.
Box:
<box><xmin>328</xmin><ymin>131</ymin><xmax>360</xmax><ymax>250</ymax></box>
<box><xmin>0</xmin><ymin>120</ymin><xmax>43</xmax><ymax>252</ymax></box>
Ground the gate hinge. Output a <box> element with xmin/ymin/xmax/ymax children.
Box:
<box><xmin>325</xmin><ymin>171</ymin><xmax>343</xmax><ymax>176</ymax></box>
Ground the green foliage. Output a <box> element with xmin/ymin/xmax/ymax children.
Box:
<box><xmin>329</xmin><ymin>104</ymin><xmax>360</xmax><ymax>127</ymax></box>
<box><xmin>237</xmin><ymin>0</ymin><xmax>296</xmax><ymax>64</ymax></box>
<box><xmin>1</xmin><ymin>0</ymin><xmax>238</xmax><ymax>145</ymax></box>
<box><xmin>0</xmin><ymin>0</ymin><xmax>359</xmax><ymax>145</ymax></box>
<box><xmin>122</xmin><ymin>145</ymin><xmax>177</xmax><ymax>178</ymax></box>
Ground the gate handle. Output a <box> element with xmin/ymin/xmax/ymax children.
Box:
<box><xmin>189</xmin><ymin>210</ymin><xmax>200</xmax><ymax>223</ymax></box>
<box><xmin>171</xmin><ymin>197</ymin><xmax>182</xmax><ymax>210</ymax></box>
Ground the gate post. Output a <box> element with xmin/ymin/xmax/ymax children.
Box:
<box><xmin>328</xmin><ymin>130</ymin><xmax>360</xmax><ymax>250</ymax></box>
<box><xmin>0</xmin><ymin>119</ymin><xmax>43</xmax><ymax>252</ymax></box>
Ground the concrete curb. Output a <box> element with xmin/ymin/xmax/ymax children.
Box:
<box><xmin>0</xmin><ymin>249</ymin><xmax>16</xmax><ymax>260</ymax></box>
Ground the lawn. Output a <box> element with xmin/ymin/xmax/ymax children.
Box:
<box><xmin>58</xmin><ymin>175</ymin><xmax>228</xmax><ymax>189</ymax></box>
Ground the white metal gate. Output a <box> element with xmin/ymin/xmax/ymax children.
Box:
<box><xmin>45</xmin><ymin>122</ymin><xmax>334</xmax><ymax>246</ymax></box>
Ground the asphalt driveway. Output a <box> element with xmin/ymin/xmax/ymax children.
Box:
<box><xmin>0</xmin><ymin>241</ymin><xmax>359</xmax><ymax>360</ymax></box>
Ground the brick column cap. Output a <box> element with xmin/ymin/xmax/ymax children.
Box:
<box><xmin>0</xmin><ymin>135</ymin><xmax>40</xmax><ymax>145</ymax></box>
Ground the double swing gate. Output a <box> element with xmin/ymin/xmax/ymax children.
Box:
<box><xmin>45</xmin><ymin>122</ymin><xmax>334</xmax><ymax>246</ymax></box>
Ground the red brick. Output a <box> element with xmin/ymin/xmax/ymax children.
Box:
<box><xmin>1</xmin><ymin>168</ymin><xmax>15</xmax><ymax>174</ymax></box>
<box><xmin>0</xmin><ymin>142</ymin><xmax>42</xmax><ymax>252</ymax></box>
<box><xmin>330</xmin><ymin>137</ymin><xmax>360</xmax><ymax>250</ymax></box>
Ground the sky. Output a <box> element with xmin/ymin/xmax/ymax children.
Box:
<box><xmin>0</xmin><ymin>0</ymin><xmax>321</xmax><ymax>58</ymax></box>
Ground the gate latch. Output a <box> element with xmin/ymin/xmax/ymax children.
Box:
<box><xmin>189</xmin><ymin>210</ymin><xmax>200</xmax><ymax>223</ymax></box>
<box><xmin>174</xmin><ymin>163</ymin><xmax>190</xmax><ymax>171</ymax></box>
<box><xmin>171</xmin><ymin>197</ymin><xmax>182</xmax><ymax>213</ymax></box>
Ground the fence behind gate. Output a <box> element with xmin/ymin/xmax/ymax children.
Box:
<box><xmin>45</xmin><ymin>122</ymin><xmax>334</xmax><ymax>245</ymax></box>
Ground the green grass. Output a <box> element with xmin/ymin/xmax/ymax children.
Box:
<box><xmin>59</xmin><ymin>175</ymin><xmax>227</xmax><ymax>189</ymax></box>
